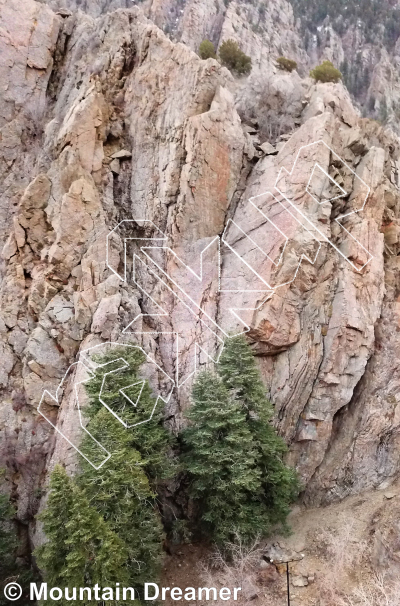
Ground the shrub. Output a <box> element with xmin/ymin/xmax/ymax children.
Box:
<box><xmin>276</xmin><ymin>56</ymin><xmax>297</xmax><ymax>72</ymax></box>
<box><xmin>219</xmin><ymin>39</ymin><xmax>252</xmax><ymax>75</ymax></box>
<box><xmin>201</xmin><ymin>535</ymin><xmax>268</xmax><ymax>603</ymax></box>
<box><xmin>181</xmin><ymin>336</ymin><xmax>299</xmax><ymax>546</ymax></box>
<box><xmin>199</xmin><ymin>39</ymin><xmax>216</xmax><ymax>60</ymax></box>
<box><xmin>310</xmin><ymin>60</ymin><xmax>342</xmax><ymax>83</ymax></box>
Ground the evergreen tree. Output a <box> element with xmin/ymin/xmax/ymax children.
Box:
<box><xmin>62</xmin><ymin>487</ymin><xmax>129</xmax><ymax>592</ymax></box>
<box><xmin>37</xmin><ymin>348</ymin><xmax>170</xmax><ymax>602</ymax></box>
<box><xmin>182</xmin><ymin>371</ymin><xmax>268</xmax><ymax>544</ymax></box>
<box><xmin>181</xmin><ymin>337</ymin><xmax>299</xmax><ymax>546</ymax></box>
<box><xmin>35</xmin><ymin>466</ymin><xmax>74</xmax><ymax>587</ymax></box>
<box><xmin>78</xmin><ymin>408</ymin><xmax>165</xmax><ymax>589</ymax></box>
<box><xmin>0</xmin><ymin>494</ymin><xmax>16</xmax><ymax>572</ymax></box>
<box><xmin>218</xmin><ymin>335</ymin><xmax>274</xmax><ymax>418</ymax></box>
<box><xmin>218</xmin><ymin>335</ymin><xmax>299</xmax><ymax>528</ymax></box>
<box><xmin>0</xmin><ymin>491</ymin><xmax>17</xmax><ymax>602</ymax></box>
<box><xmin>0</xmin><ymin>472</ymin><xmax>40</xmax><ymax>606</ymax></box>
<box><xmin>84</xmin><ymin>347</ymin><xmax>173</xmax><ymax>481</ymax></box>
<box><xmin>36</xmin><ymin>465</ymin><xmax>129</xmax><ymax>606</ymax></box>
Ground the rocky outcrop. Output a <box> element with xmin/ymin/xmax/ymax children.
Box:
<box><xmin>0</xmin><ymin>0</ymin><xmax>60</xmax><ymax>251</ymax></box>
<box><xmin>219</xmin><ymin>99</ymin><xmax>397</xmax><ymax>502</ymax></box>
<box><xmin>0</xmin><ymin>0</ymin><xmax>248</xmax><ymax>516</ymax></box>
<box><xmin>38</xmin><ymin>0</ymin><xmax>400</xmax><ymax>134</ymax></box>
<box><xmin>2</xmin><ymin>0</ymin><xmax>400</xmax><ymax>572</ymax></box>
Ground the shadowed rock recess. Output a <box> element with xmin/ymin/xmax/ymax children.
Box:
<box><xmin>2</xmin><ymin>0</ymin><xmax>400</xmax><ymax>594</ymax></box>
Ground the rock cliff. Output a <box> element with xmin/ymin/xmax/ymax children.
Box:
<box><xmin>39</xmin><ymin>0</ymin><xmax>400</xmax><ymax>133</ymax></box>
<box><xmin>1</xmin><ymin>0</ymin><xmax>400</xmax><ymax>597</ymax></box>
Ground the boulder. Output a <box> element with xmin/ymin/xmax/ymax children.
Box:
<box><xmin>292</xmin><ymin>575</ymin><xmax>308</xmax><ymax>588</ymax></box>
<box><xmin>260</xmin><ymin>141</ymin><xmax>277</xmax><ymax>155</ymax></box>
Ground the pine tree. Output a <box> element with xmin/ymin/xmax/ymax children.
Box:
<box><xmin>0</xmin><ymin>495</ymin><xmax>15</xmax><ymax>564</ymax></box>
<box><xmin>84</xmin><ymin>347</ymin><xmax>172</xmax><ymax>481</ymax></box>
<box><xmin>181</xmin><ymin>337</ymin><xmax>299</xmax><ymax>546</ymax></box>
<box><xmin>218</xmin><ymin>335</ymin><xmax>299</xmax><ymax>528</ymax></box>
<box><xmin>218</xmin><ymin>335</ymin><xmax>274</xmax><ymax>418</ymax></box>
<box><xmin>0</xmin><ymin>472</ymin><xmax>40</xmax><ymax>606</ymax></box>
<box><xmin>0</xmin><ymin>491</ymin><xmax>17</xmax><ymax>594</ymax></box>
<box><xmin>62</xmin><ymin>486</ymin><xmax>129</xmax><ymax>592</ymax></box>
<box><xmin>35</xmin><ymin>466</ymin><xmax>74</xmax><ymax>587</ymax></box>
<box><xmin>80</xmin><ymin>346</ymin><xmax>169</xmax><ymax>589</ymax></box>
<box><xmin>182</xmin><ymin>371</ymin><xmax>268</xmax><ymax>544</ymax></box>
<box><xmin>36</xmin><ymin>466</ymin><xmax>129</xmax><ymax>606</ymax></box>
<box><xmin>78</xmin><ymin>408</ymin><xmax>165</xmax><ymax>589</ymax></box>
<box><xmin>36</xmin><ymin>348</ymin><xmax>172</xmax><ymax>602</ymax></box>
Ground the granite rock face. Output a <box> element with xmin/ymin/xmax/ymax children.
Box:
<box><xmin>0</xmin><ymin>0</ymin><xmax>60</xmax><ymax>250</ymax></box>
<box><xmin>1</xmin><ymin>0</ymin><xmax>400</xmax><ymax>564</ymax></box>
<box><xmin>39</xmin><ymin>0</ymin><xmax>400</xmax><ymax>135</ymax></box>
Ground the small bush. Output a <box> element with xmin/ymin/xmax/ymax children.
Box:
<box><xmin>310</xmin><ymin>60</ymin><xmax>342</xmax><ymax>83</ymax></box>
<box><xmin>199</xmin><ymin>39</ymin><xmax>216</xmax><ymax>60</ymax></box>
<box><xmin>219</xmin><ymin>39</ymin><xmax>252</xmax><ymax>75</ymax></box>
<box><xmin>276</xmin><ymin>56</ymin><xmax>297</xmax><ymax>72</ymax></box>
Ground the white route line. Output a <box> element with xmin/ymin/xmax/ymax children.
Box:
<box><xmin>37</xmin><ymin>361</ymin><xmax>111</xmax><ymax>470</ymax></box>
<box><xmin>306</xmin><ymin>162</ymin><xmax>347</xmax><ymax>204</ymax></box>
<box><xmin>38</xmin><ymin>343</ymin><xmax>174</xmax><ymax>469</ymax></box>
<box><xmin>248</xmin><ymin>190</ymin><xmax>323</xmax><ymax>289</ymax></box>
<box><xmin>274</xmin><ymin>139</ymin><xmax>372</xmax><ymax>271</ymax></box>
<box><xmin>125</xmin><ymin>253</ymin><xmax>226</xmax><ymax>386</ymax></box>
<box><xmin>39</xmin><ymin>140</ymin><xmax>373</xmax><ymax>467</ymax></box>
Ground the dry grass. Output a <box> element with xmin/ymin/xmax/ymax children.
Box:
<box><xmin>318</xmin><ymin>516</ymin><xmax>399</xmax><ymax>606</ymax></box>
<box><xmin>196</xmin><ymin>519</ymin><xmax>399</xmax><ymax>606</ymax></box>
<box><xmin>339</xmin><ymin>573</ymin><xmax>400</xmax><ymax>606</ymax></box>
